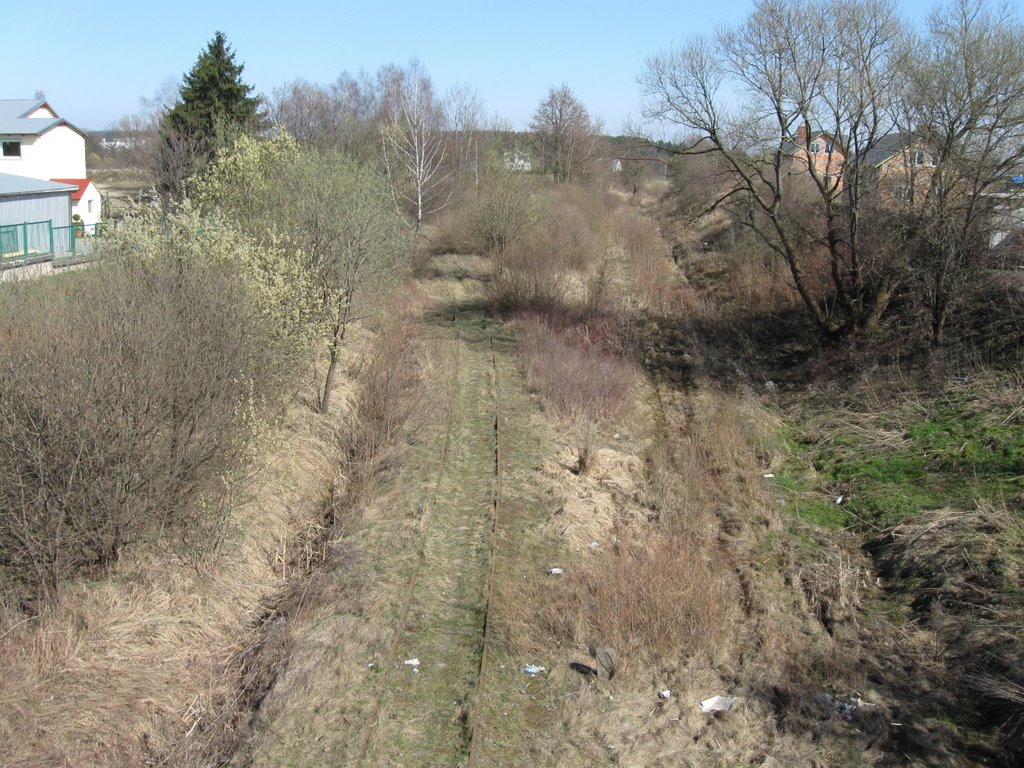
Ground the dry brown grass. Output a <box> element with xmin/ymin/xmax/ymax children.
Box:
<box><xmin>344</xmin><ymin>291</ymin><xmax>429</xmax><ymax>489</ymax></box>
<box><xmin>500</xmin><ymin>369</ymin><xmax>874</xmax><ymax>766</ymax></box>
<box><xmin>647</xmin><ymin>386</ymin><xmax>772</xmax><ymax>533</ymax></box>
<box><xmin>508</xmin><ymin>532</ymin><xmax>741</xmax><ymax>670</ymax></box>
<box><xmin>0</xmin><ymin>396</ymin><xmax>346</xmax><ymax>767</ymax></box>
<box><xmin>0</xmin><ymin>282</ymin><xmax>425</xmax><ymax>766</ymax></box>
<box><xmin>614</xmin><ymin>209</ymin><xmax>689</xmax><ymax>314</ymax></box>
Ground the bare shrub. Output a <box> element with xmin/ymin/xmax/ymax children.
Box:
<box><xmin>515</xmin><ymin>313</ymin><xmax>638</xmax><ymax>423</ymax></box>
<box><xmin>486</xmin><ymin>186</ymin><xmax>609</xmax><ymax>316</ymax></box>
<box><xmin>0</xmin><ymin>238</ymin><xmax>294</xmax><ymax>605</ymax></box>
<box><xmin>445</xmin><ymin>171</ymin><xmax>541</xmax><ymax>256</ymax></box>
<box><xmin>720</xmin><ymin>248</ymin><xmax>796</xmax><ymax>316</ymax></box>
<box><xmin>488</xmin><ymin>237</ymin><xmax>573</xmax><ymax>313</ymax></box>
<box><xmin>544</xmin><ymin>197</ymin><xmax>602</xmax><ymax>273</ymax></box>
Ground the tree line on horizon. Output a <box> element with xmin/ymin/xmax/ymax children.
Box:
<box><xmin>104</xmin><ymin>33</ymin><xmax>612</xmax><ymax>222</ymax></box>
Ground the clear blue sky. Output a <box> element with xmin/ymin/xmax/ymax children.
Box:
<box><xmin>16</xmin><ymin>0</ymin><xmax>938</xmax><ymax>133</ymax></box>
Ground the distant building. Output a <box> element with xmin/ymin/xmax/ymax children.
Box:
<box><xmin>782</xmin><ymin>124</ymin><xmax>846</xmax><ymax>192</ymax></box>
<box><xmin>504</xmin><ymin>150</ymin><xmax>532</xmax><ymax>172</ymax></box>
<box><xmin>99</xmin><ymin>136</ymin><xmax>136</xmax><ymax>152</ymax></box>
<box><xmin>860</xmin><ymin>132</ymin><xmax>939</xmax><ymax>203</ymax></box>
<box><xmin>51</xmin><ymin>178</ymin><xmax>102</xmax><ymax>227</ymax></box>
<box><xmin>0</xmin><ymin>99</ymin><xmax>99</xmax><ymax>265</ymax></box>
<box><xmin>0</xmin><ymin>99</ymin><xmax>87</xmax><ymax>180</ymax></box>
<box><xmin>0</xmin><ymin>174</ymin><xmax>75</xmax><ymax>264</ymax></box>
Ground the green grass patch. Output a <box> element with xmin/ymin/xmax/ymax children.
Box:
<box><xmin>777</xmin><ymin>385</ymin><xmax>1024</xmax><ymax>530</ymax></box>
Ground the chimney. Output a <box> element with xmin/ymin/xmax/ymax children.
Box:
<box><xmin>797</xmin><ymin>123</ymin><xmax>809</xmax><ymax>145</ymax></box>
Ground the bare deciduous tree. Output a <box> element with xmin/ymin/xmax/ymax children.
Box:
<box><xmin>530</xmin><ymin>85</ymin><xmax>601</xmax><ymax>184</ymax></box>
<box><xmin>639</xmin><ymin>0</ymin><xmax>905</xmax><ymax>338</ymax></box>
<box><xmin>378</xmin><ymin>61</ymin><xmax>453</xmax><ymax>232</ymax></box>
<box><xmin>265</xmin><ymin>72</ymin><xmax>381</xmax><ymax>159</ymax></box>
<box><xmin>110</xmin><ymin>78</ymin><xmax>180</xmax><ymax>192</ymax></box>
<box><xmin>897</xmin><ymin>0</ymin><xmax>1024</xmax><ymax>345</ymax></box>
<box><xmin>266</xmin><ymin>79</ymin><xmax>340</xmax><ymax>148</ymax></box>
<box><xmin>619</xmin><ymin>156</ymin><xmax>647</xmax><ymax>196</ymax></box>
<box><xmin>445</xmin><ymin>83</ymin><xmax>486</xmax><ymax>192</ymax></box>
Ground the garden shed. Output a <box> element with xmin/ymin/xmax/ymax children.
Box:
<box><xmin>0</xmin><ymin>173</ymin><xmax>75</xmax><ymax>264</ymax></box>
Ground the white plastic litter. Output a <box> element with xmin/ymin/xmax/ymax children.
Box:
<box><xmin>522</xmin><ymin>664</ymin><xmax>546</xmax><ymax>676</ymax></box>
<box><xmin>547</xmin><ymin>567</ymin><xmax>564</xmax><ymax>575</ymax></box>
<box><xmin>590</xmin><ymin>540</ymin><xmax>601</xmax><ymax>549</ymax></box>
<box><xmin>763</xmin><ymin>473</ymin><xmax>776</xmax><ymax>479</ymax></box>
<box><xmin>658</xmin><ymin>689</ymin><xmax>671</xmax><ymax>699</ymax></box>
<box><xmin>403</xmin><ymin>658</ymin><xmax>420</xmax><ymax>667</ymax></box>
<box><xmin>700</xmin><ymin>695</ymin><xmax>737</xmax><ymax>713</ymax></box>
<box><xmin>835</xmin><ymin>494</ymin><xmax>845</xmax><ymax>505</ymax></box>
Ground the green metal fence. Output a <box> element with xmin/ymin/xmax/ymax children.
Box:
<box><xmin>0</xmin><ymin>221</ymin><xmax>109</xmax><ymax>266</ymax></box>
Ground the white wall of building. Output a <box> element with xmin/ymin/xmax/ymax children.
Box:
<box><xmin>73</xmin><ymin>182</ymin><xmax>102</xmax><ymax>227</ymax></box>
<box><xmin>25</xmin><ymin>105</ymin><xmax>58</xmax><ymax>119</ymax></box>
<box><xmin>0</xmin><ymin>125</ymin><xmax>86</xmax><ymax>180</ymax></box>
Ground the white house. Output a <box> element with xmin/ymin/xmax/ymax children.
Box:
<box><xmin>504</xmin><ymin>150</ymin><xmax>532</xmax><ymax>172</ymax></box>
<box><xmin>0</xmin><ymin>99</ymin><xmax>87</xmax><ymax>180</ymax></box>
<box><xmin>52</xmin><ymin>178</ymin><xmax>102</xmax><ymax>227</ymax></box>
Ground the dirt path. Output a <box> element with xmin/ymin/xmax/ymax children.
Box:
<box><xmin>237</xmin><ymin>271</ymin><xmax>561</xmax><ymax>767</ymax></box>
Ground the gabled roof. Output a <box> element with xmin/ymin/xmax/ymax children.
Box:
<box><xmin>0</xmin><ymin>99</ymin><xmax>49</xmax><ymax>117</ymax></box>
<box><xmin>0</xmin><ymin>99</ymin><xmax>83</xmax><ymax>138</ymax></box>
<box><xmin>782</xmin><ymin>125</ymin><xmax>841</xmax><ymax>155</ymax></box>
<box><xmin>0</xmin><ymin>172</ymin><xmax>77</xmax><ymax>197</ymax></box>
<box><xmin>862</xmin><ymin>133</ymin><xmax>917</xmax><ymax>167</ymax></box>
<box><xmin>50</xmin><ymin>178</ymin><xmax>96</xmax><ymax>201</ymax></box>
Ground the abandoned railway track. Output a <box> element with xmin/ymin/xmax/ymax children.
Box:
<box><xmin>235</xmin><ymin>269</ymin><xmax>559</xmax><ymax>768</ymax></box>
<box><xmin>352</xmin><ymin>314</ymin><xmax>506</xmax><ymax>768</ymax></box>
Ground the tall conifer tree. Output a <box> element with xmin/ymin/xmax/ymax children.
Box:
<box><xmin>165</xmin><ymin>31</ymin><xmax>262</xmax><ymax>140</ymax></box>
<box><xmin>158</xmin><ymin>31</ymin><xmax>262</xmax><ymax>198</ymax></box>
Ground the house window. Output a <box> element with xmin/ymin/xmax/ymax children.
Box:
<box><xmin>913</xmin><ymin>150</ymin><xmax>925</xmax><ymax>166</ymax></box>
<box><xmin>87</xmin><ymin>200</ymin><xmax>94</xmax><ymax>213</ymax></box>
<box><xmin>825</xmin><ymin>141</ymin><xmax>833</xmax><ymax>154</ymax></box>
<box><xmin>1</xmin><ymin>140</ymin><xmax>21</xmax><ymax>158</ymax></box>
<box><xmin>810</xmin><ymin>142</ymin><xmax>821</xmax><ymax>153</ymax></box>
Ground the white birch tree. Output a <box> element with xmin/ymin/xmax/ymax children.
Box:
<box><xmin>378</xmin><ymin>61</ymin><xmax>453</xmax><ymax>232</ymax></box>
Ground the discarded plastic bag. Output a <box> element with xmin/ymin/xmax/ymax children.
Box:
<box><xmin>700</xmin><ymin>695</ymin><xmax>736</xmax><ymax>713</ymax></box>
<box><xmin>403</xmin><ymin>658</ymin><xmax>420</xmax><ymax>667</ymax></box>
<box><xmin>522</xmin><ymin>664</ymin><xmax>546</xmax><ymax>676</ymax></box>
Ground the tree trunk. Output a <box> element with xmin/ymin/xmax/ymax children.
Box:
<box><xmin>320</xmin><ymin>341</ymin><xmax>340</xmax><ymax>414</ymax></box>
<box><xmin>930</xmin><ymin>302</ymin><xmax>948</xmax><ymax>348</ymax></box>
